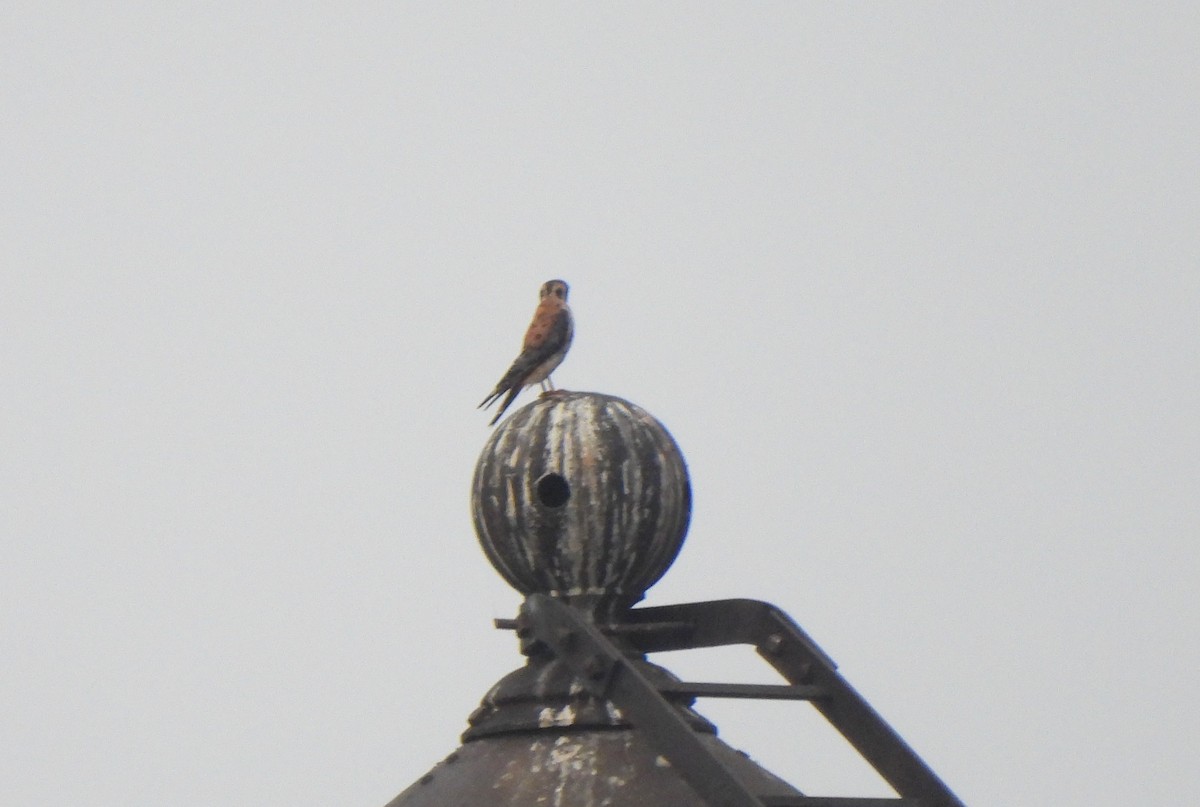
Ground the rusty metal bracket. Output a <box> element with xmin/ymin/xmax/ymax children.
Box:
<box><xmin>513</xmin><ymin>595</ymin><xmax>965</xmax><ymax>807</ymax></box>
<box><xmin>621</xmin><ymin>599</ymin><xmax>965</xmax><ymax>807</ymax></box>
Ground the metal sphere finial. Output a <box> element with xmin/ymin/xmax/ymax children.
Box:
<box><xmin>471</xmin><ymin>391</ymin><xmax>691</xmax><ymax>613</ymax></box>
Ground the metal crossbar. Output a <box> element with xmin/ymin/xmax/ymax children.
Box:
<box><xmin>658</xmin><ymin>682</ymin><xmax>828</xmax><ymax>700</ymax></box>
<box><xmin>760</xmin><ymin>799</ymin><xmax>924</xmax><ymax>807</ymax></box>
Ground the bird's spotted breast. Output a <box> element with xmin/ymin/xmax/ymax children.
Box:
<box><xmin>524</xmin><ymin>307</ymin><xmax>561</xmax><ymax>348</ymax></box>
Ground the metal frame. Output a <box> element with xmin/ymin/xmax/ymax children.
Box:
<box><xmin>514</xmin><ymin>595</ymin><xmax>966</xmax><ymax>807</ymax></box>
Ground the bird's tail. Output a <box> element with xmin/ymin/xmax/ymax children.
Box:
<box><xmin>488</xmin><ymin>386</ymin><xmax>521</xmax><ymax>426</ymax></box>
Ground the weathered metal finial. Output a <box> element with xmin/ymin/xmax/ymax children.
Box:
<box><xmin>471</xmin><ymin>390</ymin><xmax>690</xmax><ymax>614</ymax></box>
<box><xmin>386</xmin><ymin>389</ymin><xmax>968</xmax><ymax>807</ymax></box>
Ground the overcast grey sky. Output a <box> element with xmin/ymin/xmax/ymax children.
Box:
<box><xmin>2</xmin><ymin>4</ymin><xmax>1197</xmax><ymax>806</ymax></box>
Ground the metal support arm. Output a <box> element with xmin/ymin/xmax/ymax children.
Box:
<box><xmin>623</xmin><ymin>599</ymin><xmax>965</xmax><ymax>807</ymax></box>
<box><xmin>515</xmin><ymin>595</ymin><xmax>965</xmax><ymax>807</ymax></box>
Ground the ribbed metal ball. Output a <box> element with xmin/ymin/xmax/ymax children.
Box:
<box><xmin>471</xmin><ymin>391</ymin><xmax>691</xmax><ymax>612</ymax></box>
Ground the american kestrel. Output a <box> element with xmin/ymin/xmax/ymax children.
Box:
<box><xmin>479</xmin><ymin>279</ymin><xmax>573</xmax><ymax>426</ymax></box>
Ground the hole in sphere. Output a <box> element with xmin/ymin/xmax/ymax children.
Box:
<box><xmin>536</xmin><ymin>473</ymin><xmax>571</xmax><ymax>508</ymax></box>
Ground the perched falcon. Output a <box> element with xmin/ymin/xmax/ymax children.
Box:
<box><xmin>479</xmin><ymin>279</ymin><xmax>573</xmax><ymax>426</ymax></box>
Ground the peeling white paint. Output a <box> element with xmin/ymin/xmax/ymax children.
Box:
<box><xmin>501</xmin><ymin>732</ymin><xmax>651</xmax><ymax>807</ymax></box>
<box><xmin>537</xmin><ymin>704</ymin><xmax>578</xmax><ymax>728</ymax></box>
<box><xmin>547</xmin><ymin>735</ymin><xmax>600</xmax><ymax>807</ymax></box>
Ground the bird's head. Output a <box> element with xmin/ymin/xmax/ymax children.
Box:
<box><xmin>539</xmin><ymin>279</ymin><xmax>569</xmax><ymax>302</ymax></box>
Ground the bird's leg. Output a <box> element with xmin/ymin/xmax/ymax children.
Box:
<box><xmin>541</xmin><ymin>377</ymin><xmax>569</xmax><ymax>397</ymax></box>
